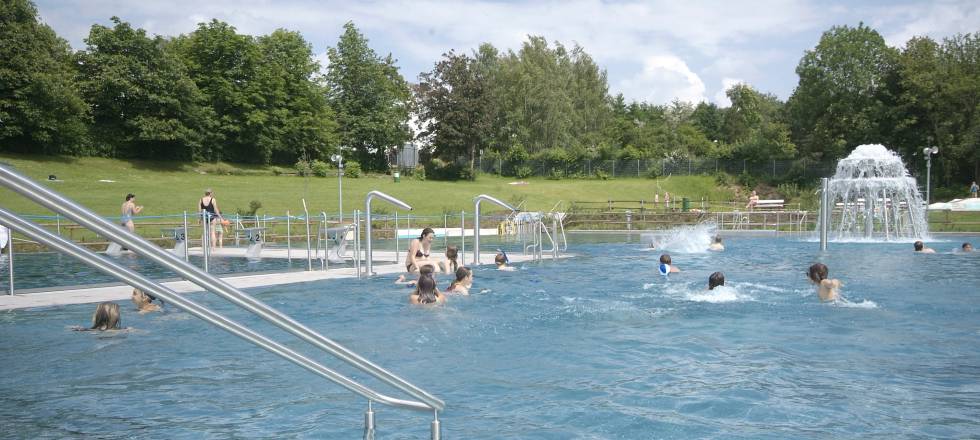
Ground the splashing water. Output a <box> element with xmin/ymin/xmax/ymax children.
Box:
<box><xmin>642</xmin><ymin>221</ymin><xmax>718</xmax><ymax>253</ymax></box>
<box><xmin>818</xmin><ymin>144</ymin><xmax>929</xmax><ymax>242</ymax></box>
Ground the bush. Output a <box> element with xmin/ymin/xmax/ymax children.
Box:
<box><xmin>271</xmin><ymin>166</ymin><xmax>291</xmax><ymax>176</ymax></box>
<box><xmin>295</xmin><ymin>160</ymin><xmax>311</xmax><ymax>177</ymax></box>
<box><xmin>310</xmin><ymin>160</ymin><xmax>330</xmax><ymax>177</ymax></box>
<box><xmin>515</xmin><ymin>165</ymin><xmax>533</xmax><ymax>179</ymax></box>
<box><xmin>345</xmin><ymin>161</ymin><xmax>361</xmax><ymax>178</ymax></box>
<box><xmin>714</xmin><ymin>171</ymin><xmax>733</xmax><ymax>187</ymax></box>
<box><xmin>646</xmin><ymin>166</ymin><xmax>661</xmax><ymax>179</ymax></box>
<box><xmin>547</xmin><ymin>168</ymin><xmax>564</xmax><ymax>180</ymax></box>
<box><xmin>413</xmin><ymin>165</ymin><xmax>426</xmax><ymax>181</ymax></box>
<box><xmin>235</xmin><ymin>200</ymin><xmax>262</xmax><ymax>217</ymax></box>
<box><xmin>594</xmin><ymin>169</ymin><xmax>609</xmax><ymax>180</ymax></box>
<box><xmin>425</xmin><ymin>159</ymin><xmax>468</xmax><ymax>181</ymax></box>
<box><xmin>737</xmin><ymin>171</ymin><xmax>758</xmax><ymax>190</ymax></box>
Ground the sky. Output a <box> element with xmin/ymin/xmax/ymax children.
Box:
<box><xmin>33</xmin><ymin>0</ymin><xmax>980</xmax><ymax>107</ymax></box>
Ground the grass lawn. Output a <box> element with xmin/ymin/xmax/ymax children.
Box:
<box><xmin>928</xmin><ymin>210</ymin><xmax>980</xmax><ymax>232</ymax></box>
<box><xmin>0</xmin><ymin>153</ymin><xmax>735</xmax><ymax>218</ymax></box>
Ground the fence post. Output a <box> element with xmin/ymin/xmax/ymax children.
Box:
<box><xmin>662</xmin><ymin>159</ymin><xmax>666</xmax><ymax>176</ymax></box>
<box><xmin>772</xmin><ymin>159</ymin><xmax>776</xmax><ymax>178</ymax></box>
<box><xmin>612</xmin><ymin>161</ymin><xmax>616</xmax><ymax>178</ymax></box>
<box><xmin>743</xmin><ymin>159</ymin><xmax>747</xmax><ymax>174</ymax></box>
<box><xmin>637</xmin><ymin>159</ymin><xmax>640</xmax><ymax>177</ymax></box>
<box><xmin>688</xmin><ymin>158</ymin><xmax>692</xmax><ymax>175</ymax></box>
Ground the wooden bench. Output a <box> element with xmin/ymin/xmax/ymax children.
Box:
<box><xmin>753</xmin><ymin>199</ymin><xmax>784</xmax><ymax>210</ymax></box>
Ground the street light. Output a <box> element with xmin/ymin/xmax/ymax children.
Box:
<box><xmin>332</xmin><ymin>154</ymin><xmax>344</xmax><ymax>222</ymax></box>
<box><xmin>923</xmin><ymin>146</ymin><xmax>938</xmax><ymax>206</ymax></box>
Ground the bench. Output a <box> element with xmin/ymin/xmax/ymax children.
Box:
<box><xmin>753</xmin><ymin>199</ymin><xmax>784</xmax><ymax>210</ymax></box>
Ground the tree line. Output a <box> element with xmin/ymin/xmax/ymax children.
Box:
<box><xmin>2</xmin><ymin>0</ymin><xmax>978</xmax><ymax>186</ymax></box>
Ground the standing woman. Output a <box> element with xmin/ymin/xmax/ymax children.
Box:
<box><xmin>406</xmin><ymin>227</ymin><xmax>436</xmax><ymax>272</ymax></box>
<box><xmin>199</xmin><ymin>189</ymin><xmax>223</xmax><ymax>250</ymax></box>
<box><xmin>120</xmin><ymin>193</ymin><xmax>143</xmax><ymax>232</ymax></box>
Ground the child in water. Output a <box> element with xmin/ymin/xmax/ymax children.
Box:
<box><xmin>708</xmin><ymin>272</ymin><xmax>725</xmax><ymax>290</ymax></box>
<box><xmin>658</xmin><ymin>254</ymin><xmax>680</xmax><ymax>276</ymax></box>
<box><xmin>807</xmin><ymin>263</ymin><xmax>841</xmax><ymax>302</ymax></box>
<box><xmin>396</xmin><ymin>265</ymin><xmax>436</xmax><ymax>286</ymax></box>
<box><xmin>131</xmin><ymin>289</ymin><xmax>161</xmax><ymax>313</ymax></box>
<box><xmin>708</xmin><ymin>236</ymin><xmax>725</xmax><ymax>251</ymax></box>
<box><xmin>495</xmin><ymin>250</ymin><xmax>515</xmax><ymax>271</ymax></box>
<box><xmin>73</xmin><ymin>302</ymin><xmax>122</xmax><ymax>331</ymax></box>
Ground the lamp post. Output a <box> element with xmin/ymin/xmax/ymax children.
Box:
<box><xmin>923</xmin><ymin>146</ymin><xmax>938</xmax><ymax>206</ymax></box>
<box><xmin>332</xmin><ymin>154</ymin><xmax>344</xmax><ymax>223</ymax></box>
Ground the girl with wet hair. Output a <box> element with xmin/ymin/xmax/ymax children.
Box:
<box><xmin>76</xmin><ymin>302</ymin><xmax>122</xmax><ymax>331</ymax></box>
<box><xmin>807</xmin><ymin>263</ymin><xmax>842</xmax><ymax>301</ymax></box>
<box><xmin>409</xmin><ymin>274</ymin><xmax>445</xmax><ymax>305</ymax></box>
<box><xmin>708</xmin><ymin>272</ymin><xmax>725</xmax><ymax>290</ymax></box>
<box><xmin>131</xmin><ymin>289</ymin><xmax>161</xmax><ymax>313</ymax></box>
<box><xmin>441</xmin><ymin>245</ymin><xmax>459</xmax><ymax>273</ymax></box>
<box><xmin>445</xmin><ymin>267</ymin><xmax>473</xmax><ymax>295</ymax></box>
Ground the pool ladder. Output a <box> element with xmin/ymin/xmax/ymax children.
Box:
<box><xmin>522</xmin><ymin>214</ymin><xmax>565</xmax><ymax>261</ymax></box>
<box><xmin>0</xmin><ymin>165</ymin><xmax>445</xmax><ymax>439</ymax></box>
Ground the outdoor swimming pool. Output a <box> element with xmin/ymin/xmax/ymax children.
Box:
<box><xmin>1</xmin><ymin>233</ymin><xmax>979</xmax><ymax>438</ymax></box>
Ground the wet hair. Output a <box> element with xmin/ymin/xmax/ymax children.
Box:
<box><xmin>962</xmin><ymin>242</ymin><xmax>972</xmax><ymax>250</ymax></box>
<box><xmin>125</xmin><ymin>193</ymin><xmax>135</xmax><ymax>201</ymax></box>
<box><xmin>708</xmin><ymin>272</ymin><xmax>725</xmax><ymax>290</ymax></box>
<box><xmin>448</xmin><ymin>266</ymin><xmax>472</xmax><ymax>291</ymax></box>
<box><xmin>445</xmin><ymin>245</ymin><xmax>459</xmax><ymax>272</ymax></box>
<box><xmin>659</xmin><ymin>254</ymin><xmax>672</xmax><ymax>265</ymax></box>
<box><xmin>91</xmin><ymin>302</ymin><xmax>121</xmax><ymax>330</ymax></box>
<box><xmin>419</xmin><ymin>227</ymin><xmax>435</xmax><ymax>240</ymax></box>
<box><xmin>495</xmin><ymin>252</ymin><xmax>507</xmax><ymax>266</ymax></box>
<box><xmin>808</xmin><ymin>263</ymin><xmax>828</xmax><ymax>283</ymax></box>
<box><xmin>713</xmin><ymin>236</ymin><xmax>722</xmax><ymax>244</ymax></box>
<box><xmin>419</xmin><ymin>264</ymin><xmax>435</xmax><ymax>277</ymax></box>
<box><xmin>415</xmin><ymin>274</ymin><xmax>439</xmax><ymax>304</ymax></box>
<box><xmin>914</xmin><ymin>241</ymin><xmax>924</xmax><ymax>251</ymax></box>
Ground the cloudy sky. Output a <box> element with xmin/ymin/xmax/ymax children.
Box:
<box><xmin>34</xmin><ymin>0</ymin><xmax>980</xmax><ymax>106</ymax></box>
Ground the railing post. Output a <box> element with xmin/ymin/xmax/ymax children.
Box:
<box><xmin>5</xmin><ymin>228</ymin><xmax>13</xmax><ymax>295</ymax></box>
<box><xmin>354</xmin><ymin>210</ymin><xmax>361</xmax><ymax>278</ymax></box>
<box><xmin>443</xmin><ymin>213</ymin><xmax>448</xmax><ymax>248</ymax></box>
<box><xmin>286</xmin><ymin>210</ymin><xmax>291</xmax><ymax>263</ymax></box>
<box><xmin>365</xmin><ymin>191</ymin><xmax>413</xmax><ymax>276</ymax></box>
<box><xmin>364</xmin><ymin>401</ymin><xmax>376</xmax><ymax>440</ymax></box>
<box><xmin>202</xmin><ymin>211</ymin><xmax>209</xmax><ymax>273</ymax></box>
<box><xmin>472</xmin><ymin>195</ymin><xmax>517</xmax><ymax>265</ymax></box>
<box><xmin>820</xmin><ymin>177</ymin><xmax>829</xmax><ymax>251</ymax></box>
<box><xmin>552</xmin><ymin>216</ymin><xmax>559</xmax><ymax>259</ymax></box>
<box><xmin>183</xmin><ymin>211</ymin><xmax>189</xmax><ymax>262</ymax></box>
<box><xmin>394</xmin><ymin>212</ymin><xmax>399</xmax><ymax>259</ymax></box>
<box><xmin>303</xmin><ymin>199</ymin><xmax>312</xmax><ymax>271</ymax></box>
<box><xmin>459</xmin><ymin>210</ymin><xmax>465</xmax><ymax>263</ymax></box>
<box><xmin>56</xmin><ymin>214</ymin><xmax>61</xmax><ymax>236</ymax></box>
<box><xmin>431</xmin><ymin>410</ymin><xmax>441</xmax><ymax>440</ymax></box>
<box><xmin>322</xmin><ymin>212</ymin><xmax>328</xmax><ymax>270</ymax></box>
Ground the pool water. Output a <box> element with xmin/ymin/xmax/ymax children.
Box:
<box><xmin>1</xmin><ymin>234</ymin><xmax>979</xmax><ymax>438</ymax></box>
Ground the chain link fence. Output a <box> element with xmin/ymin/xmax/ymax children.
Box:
<box><xmin>474</xmin><ymin>157</ymin><xmax>839</xmax><ymax>180</ymax></box>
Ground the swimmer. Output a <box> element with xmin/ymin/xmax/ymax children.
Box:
<box><xmin>658</xmin><ymin>254</ymin><xmax>680</xmax><ymax>276</ymax></box>
<box><xmin>495</xmin><ymin>250</ymin><xmax>515</xmax><ymax>271</ymax></box>
<box><xmin>440</xmin><ymin>245</ymin><xmax>460</xmax><ymax>274</ymax></box>
<box><xmin>396</xmin><ymin>265</ymin><xmax>436</xmax><ymax>286</ymax></box>
<box><xmin>406</xmin><ymin>227</ymin><xmax>438</xmax><ymax>272</ymax></box>
<box><xmin>807</xmin><ymin>263</ymin><xmax>842</xmax><ymax>302</ymax></box>
<box><xmin>409</xmin><ymin>274</ymin><xmax>445</xmax><ymax>305</ymax></box>
<box><xmin>74</xmin><ymin>302</ymin><xmax>122</xmax><ymax>331</ymax></box>
<box><xmin>444</xmin><ymin>267</ymin><xmax>473</xmax><ymax>295</ymax></box>
<box><xmin>708</xmin><ymin>236</ymin><xmax>724</xmax><ymax>251</ymax></box>
<box><xmin>962</xmin><ymin>242</ymin><xmax>973</xmax><ymax>252</ymax></box>
<box><xmin>913</xmin><ymin>240</ymin><xmax>935</xmax><ymax>253</ymax></box>
<box><xmin>131</xmin><ymin>289</ymin><xmax>161</xmax><ymax>313</ymax></box>
<box><xmin>708</xmin><ymin>272</ymin><xmax>725</xmax><ymax>290</ymax></box>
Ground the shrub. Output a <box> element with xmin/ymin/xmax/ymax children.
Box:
<box><xmin>594</xmin><ymin>169</ymin><xmax>609</xmax><ymax>180</ymax></box>
<box><xmin>345</xmin><ymin>161</ymin><xmax>361</xmax><ymax>178</ymax></box>
<box><xmin>413</xmin><ymin>165</ymin><xmax>426</xmax><ymax>181</ymax></box>
<box><xmin>235</xmin><ymin>200</ymin><xmax>262</xmax><ymax>217</ymax></box>
<box><xmin>310</xmin><ymin>160</ymin><xmax>330</xmax><ymax>177</ymax></box>
<box><xmin>271</xmin><ymin>166</ymin><xmax>291</xmax><ymax>176</ymax></box>
<box><xmin>515</xmin><ymin>165</ymin><xmax>533</xmax><ymax>179</ymax></box>
<box><xmin>646</xmin><ymin>166</ymin><xmax>661</xmax><ymax>179</ymax></box>
<box><xmin>714</xmin><ymin>171</ymin><xmax>733</xmax><ymax>187</ymax></box>
<box><xmin>295</xmin><ymin>160</ymin><xmax>311</xmax><ymax>177</ymax></box>
<box><xmin>737</xmin><ymin>171</ymin><xmax>757</xmax><ymax>190</ymax></box>
<box><xmin>547</xmin><ymin>168</ymin><xmax>564</xmax><ymax>180</ymax></box>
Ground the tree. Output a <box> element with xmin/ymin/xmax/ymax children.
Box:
<box><xmin>77</xmin><ymin>17</ymin><xmax>214</xmax><ymax>160</ymax></box>
<box><xmin>787</xmin><ymin>23</ymin><xmax>898</xmax><ymax>159</ymax></box>
<box><xmin>0</xmin><ymin>0</ymin><xmax>89</xmax><ymax>154</ymax></box>
<box><xmin>325</xmin><ymin>22</ymin><xmax>411</xmax><ymax>171</ymax></box>
<box><xmin>725</xmin><ymin>84</ymin><xmax>796</xmax><ymax>161</ymax></box>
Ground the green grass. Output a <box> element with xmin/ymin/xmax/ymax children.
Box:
<box><xmin>928</xmin><ymin>210</ymin><xmax>980</xmax><ymax>232</ymax></box>
<box><xmin>0</xmin><ymin>153</ymin><xmax>735</xmax><ymax>218</ymax></box>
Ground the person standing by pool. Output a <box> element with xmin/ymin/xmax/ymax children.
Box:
<box><xmin>406</xmin><ymin>227</ymin><xmax>437</xmax><ymax>272</ymax></box>
<box><xmin>120</xmin><ymin>193</ymin><xmax>143</xmax><ymax>233</ymax></box>
<box><xmin>199</xmin><ymin>189</ymin><xmax>223</xmax><ymax>250</ymax></box>
<box><xmin>663</xmin><ymin>192</ymin><xmax>671</xmax><ymax>211</ymax></box>
<box><xmin>971</xmin><ymin>181</ymin><xmax>978</xmax><ymax>198</ymax></box>
<box><xmin>807</xmin><ymin>263</ymin><xmax>841</xmax><ymax>301</ymax></box>
<box><xmin>914</xmin><ymin>241</ymin><xmax>936</xmax><ymax>253</ymax></box>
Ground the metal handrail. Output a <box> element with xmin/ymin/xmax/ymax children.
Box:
<box><xmin>0</xmin><ymin>166</ymin><xmax>444</xmax><ymax>413</ymax></box>
<box><xmin>473</xmin><ymin>195</ymin><xmax>517</xmax><ymax>265</ymax></box>
<box><xmin>0</xmin><ymin>207</ymin><xmax>429</xmax><ymax>412</ymax></box>
<box><xmin>365</xmin><ymin>191</ymin><xmax>412</xmax><ymax>276</ymax></box>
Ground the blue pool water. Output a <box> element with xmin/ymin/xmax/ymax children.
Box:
<box><xmin>1</xmin><ymin>234</ymin><xmax>979</xmax><ymax>438</ymax></box>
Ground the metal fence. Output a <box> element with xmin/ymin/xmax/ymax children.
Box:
<box><xmin>473</xmin><ymin>157</ymin><xmax>839</xmax><ymax>180</ymax></box>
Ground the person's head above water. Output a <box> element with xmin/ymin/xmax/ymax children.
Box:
<box><xmin>419</xmin><ymin>264</ymin><xmax>435</xmax><ymax>277</ymax></box>
<box><xmin>713</xmin><ymin>236</ymin><xmax>723</xmax><ymax>244</ymax></box>
<box><xmin>963</xmin><ymin>242</ymin><xmax>973</xmax><ymax>252</ymax></box>
<box><xmin>659</xmin><ymin>254</ymin><xmax>672</xmax><ymax>265</ymax></box>
<box><xmin>91</xmin><ymin>302</ymin><xmax>121</xmax><ymax>330</ymax></box>
<box><xmin>708</xmin><ymin>272</ymin><xmax>725</xmax><ymax>290</ymax></box>
<box><xmin>445</xmin><ymin>245</ymin><xmax>459</xmax><ymax>270</ymax></box>
<box><xmin>914</xmin><ymin>241</ymin><xmax>924</xmax><ymax>251</ymax></box>
<box><xmin>415</xmin><ymin>274</ymin><xmax>439</xmax><ymax>304</ymax></box>
<box><xmin>495</xmin><ymin>251</ymin><xmax>508</xmax><ymax>266</ymax></box>
<box><xmin>808</xmin><ymin>263</ymin><xmax>829</xmax><ymax>283</ymax></box>
<box><xmin>449</xmin><ymin>266</ymin><xmax>473</xmax><ymax>290</ymax></box>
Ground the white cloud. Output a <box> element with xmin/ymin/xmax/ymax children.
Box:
<box><xmin>618</xmin><ymin>55</ymin><xmax>707</xmax><ymax>104</ymax></box>
<box><xmin>877</xmin><ymin>1</ymin><xmax>980</xmax><ymax>47</ymax></box>
<box><xmin>714</xmin><ymin>78</ymin><xmax>747</xmax><ymax>107</ymax></box>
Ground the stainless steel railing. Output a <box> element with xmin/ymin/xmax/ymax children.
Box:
<box><xmin>365</xmin><ymin>191</ymin><xmax>412</xmax><ymax>276</ymax></box>
<box><xmin>0</xmin><ymin>165</ymin><xmax>444</xmax><ymax>437</ymax></box>
<box><xmin>472</xmin><ymin>195</ymin><xmax>517</xmax><ymax>265</ymax></box>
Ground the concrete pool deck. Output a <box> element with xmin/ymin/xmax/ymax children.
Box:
<box><xmin>0</xmin><ymin>250</ymin><xmax>564</xmax><ymax>311</ymax></box>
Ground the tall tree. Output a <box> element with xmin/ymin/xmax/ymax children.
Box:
<box><xmin>77</xmin><ymin>17</ymin><xmax>214</xmax><ymax>160</ymax></box>
<box><xmin>325</xmin><ymin>22</ymin><xmax>411</xmax><ymax>171</ymax></box>
<box><xmin>787</xmin><ymin>23</ymin><xmax>898</xmax><ymax>159</ymax></box>
<box><xmin>725</xmin><ymin>84</ymin><xmax>796</xmax><ymax>161</ymax></box>
<box><xmin>0</xmin><ymin>0</ymin><xmax>89</xmax><ymax>154</ymax></box>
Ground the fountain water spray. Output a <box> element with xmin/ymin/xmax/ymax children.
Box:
<box><xmin>817</xmin><ymin>144</ymin><xmax>928</xmax><ymax>242</ymax></box>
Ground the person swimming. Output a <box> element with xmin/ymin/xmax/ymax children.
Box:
<box><xmin>409</xmin><ymin>273</ymin><xmax>445</xmax><ymax>305</ymax></box>
<box><xmin>808</xmin><ymin>263</ymin><xmax>841</xmax><ymax>302</ymax></box>
<box><xmin>708</xmin><ymin>236</ymin><xmax>724</xmax><ymax>251</ymax></box>
<box><xmin>658</xmin><ymin>254</ymin><xmax>680</xmax><ymax>276</ymax></box>
<box><xmin>396</xmin><ymin>265</ymin><xmax>436</xmax><ymax>286</ymax></box>
<box><xmin>74</xmin><ymin>302</ymin><xmax>122</xmax><ymax>331</ymax></box>
<box><xmin>495</xmin><ymin>250</ymin><xmax>515</xmax><ymax>271</ymax></box>
<box><xmin>914</xmin><ymin>240</ymin><xmax>936</xmax><ymax>253</ymax></box>
<box><xmin>441</xmin><ymin>245</ymin><xmax>460</xmax><ymax>274</ymax></box>
<box><xmin>708</xmin><ymin>272</ymin><xmax>725</xmax><ymax>290</ymax></box>
<box><xmin>962</xmin><ymin>242</ymin><xmax>973</xmax><ymax>252</ymax></box>
<box><xmin>131</xmin><ymin>289</ymin><xmax>161</xmax><ymax>313</ymax></box>
<box><xmin>445</xmin><ymin>266</ymin><xmax>473</xmax><ymax>295</ymax></box>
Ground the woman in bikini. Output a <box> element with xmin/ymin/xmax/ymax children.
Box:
<box><xmin>405</xmin><ymin>227</ymin><xmax>437</xmax><ymax>272</ymax></box>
